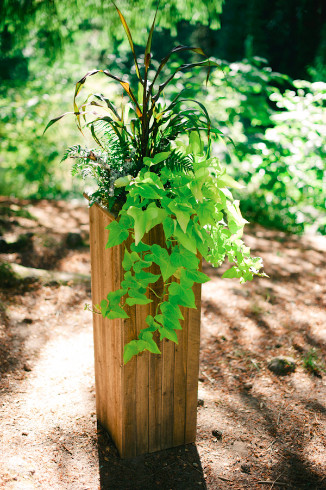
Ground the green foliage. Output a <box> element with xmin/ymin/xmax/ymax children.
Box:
<box><xmin>46</xmin><ymin>6</ymin><xmax>265</xmax><ymax>363</ymax></box>
<box><xmin>45</xmin><ymin>2</ymin><xmax>221</xmax><ymax>210</ymax></box>
<box><xmin>302</xmin><ymin>349</ymin><xmax>325</xmax><ymax>377</ymax></box>
<box><xmin>195</xmin><ymin>58</ymin><xmax>326</xmax><ymax>235</ymax></box>
<box><xmin>103</xmin><ymin>141</ymin><xmax>265</xmax><ymax>363</ymax></box>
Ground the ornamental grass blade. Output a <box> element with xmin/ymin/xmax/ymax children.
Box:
<box><xmin>43</xmin><ymin>111</ymin><xmax>88</xmax><ymax>134</ymax></box>
<box><xmin>150</xmin><ymin>45</ymin><xmax>208</xmax><ymax>89</ymax></box>
<box><xmin>178</xmin><ymin>98</ymin><xmax>212</xmax><ymax>139</ymax></box>
<box><xmin>102</xmin><ymin>71</ymin><xmax>143</xmax><ymax>117</ymax></box>
<box><xmin>153</xmin><ymin>59</ymin><xmax>220</xmax><ymax>102</ymax></box>
<box><xmin>73</xmin><ymin>68</ymin><xmax>143</xmax><ymax>119</ymax></box>
<box><xmin>74</xmin><ymin>70</ymin><xmax>100</xmax><ymax>129</ymax></box>
<box><xmin>93</xmin><ymin>94</ymin><xmax>121</xmax><ymax>120</ymax></box>
<box><xmin>144</xmin><ymin>0</ymin><xmax>160</xmax><ymax>71</ymax></box>
<box><xmin>113</xmin><ymin>2</ymin><xmax>143</xmax><ymax>83</ymax></box>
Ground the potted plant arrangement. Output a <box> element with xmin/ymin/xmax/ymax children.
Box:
<box><xmin>46</xmin><ymin>4</ymin><xmax>265</xmax><ymax>458</ymax></box>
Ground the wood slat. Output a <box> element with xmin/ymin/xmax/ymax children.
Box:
<box><xmin>89</xmin><ymin>205</ymin><xmax>123</xmax><ymax>448</ymax></box>
<box><xmin>88</xmin><ymin>202</ymin><xmax>201</xmax><ymax>458</ymax></box>
<box><xmin>148</xmin><ymin>224</ymin><xmax>164</xmax><ymax>452</ymax></box>
<box><xmin>161</xmin><ymin>338</ymin><xmax>175</xmax><ymax>448</ymax></box>
<box><xmin>173</xmin><ymin>306</ymin><xmax>188</xmax><ymax>446</ymax></box>
<box><xmin>185</xmin><ymin>279</ymin><xmax>201</xmax><ymax>443</ymax></box>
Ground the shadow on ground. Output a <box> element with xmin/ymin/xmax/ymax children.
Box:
<box><xmin>97</xmin><ymin>424</ymin><xmax>206</xmax><ymax>490</ymax></box>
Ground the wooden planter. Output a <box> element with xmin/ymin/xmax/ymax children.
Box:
<box><xmin>88</xmin><ymin>201</ymin><xmax>202</xmax><ymax>458</ymax></box>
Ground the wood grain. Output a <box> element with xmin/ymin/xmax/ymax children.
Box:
<box><xmin>88</xmin><ymin>202</ymin><xmax>202</xmax><ymax>458</ymax></box>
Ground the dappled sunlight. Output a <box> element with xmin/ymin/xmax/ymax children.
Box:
<box><xmin>1</xmin><ymin>198</ymin><xmax>325</xmax><ymax>488</ymax></box>
<box><xmin>197</xmin><ymin>224</ymin><xmax>326</xmax><ymax>485</ymax></box>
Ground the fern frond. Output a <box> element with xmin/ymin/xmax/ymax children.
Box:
<box><xmin>164</xmin><ymin>150</ymin><xmax>193</xmax><ymax>173</ymax></box>
<box><xmin>61</xmin><ymin>145</ymin><xmax>83</xmax><ymax>162</ymax></box>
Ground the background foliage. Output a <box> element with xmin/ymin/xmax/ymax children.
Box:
<box><xmin>1</xmin><ymin>0</ymin><xmax>325</xmax><ymax>233</ymax></box>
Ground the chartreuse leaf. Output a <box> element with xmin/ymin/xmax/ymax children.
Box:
<box><xmin>168</xmin><ymin>201</ymin><xmax>193</xmax><ymax>233</ymax></box>
<box><xmin>127</xmin><ymin>206</ymin><xmax>147</xmax><ymax>244</ymax></box>
<box><xmin>133</xmin><ymin>258</ymin><xmax>152</xmax><ymax>273</ymax></box>
<box><xmin>105</xmin><ymin>220</ymin><xmax>129</xmax><ymax>248</ymax></box>
<box><xmin>121</xmin><ymin>271</ymin><xmax>139</xmax><ymax>289</ymax></box>
<box><xmin>143</xmin><ymin>152</ymin><xmax>171</xmax><ymax>167</ymax></box>
<box><xmin>131</xmin><ymin>184</ymin><xmax>162</xmax><ymax>200</ymax></box>
<box><xmin>122</xmin><ymin>248</ymin><xmax>134</xmax><ymax>271</ymax></box>
<box><xmin>107</xmin><ymin>306</ymin><xmax>129</xmax><ymax>319</ymax></box>
<box><xmin>139</xmin><ymin>331</ymin><xmax>161</xmax><ymax>354</ymax></box>
<box><xmin>127</xmin><ymin>204</ymin><xmax>168</xmax><ymax>244</ymax></box>
<box><xmin>155</xmin><ymin>313</ymin><xmax>182</xmax><ymax>331</ymax></box>
<box><xmin>196</xmin><ymin>200</ymin><xmax>218</xmax><ymax>226</ymax></box>
<box><xmin>107</xmin><ymin>288</ymin><xmax>127</xmax><ymax>307</ymax></box>
<box><xmin>179</xmin><ymin>268</ymin><xmax>210</xmax><ymax>289</ymax></box>
<box><xmin>147</xmin><ymin>244</ymin><xmax>177</xmax><ymax>281</ymax></box>
<box><xmin>173</xmin><ymin>224</ymin><xmax>197</xmax><ymax>254</ymax></box>
<box><xmin>222</xmin><ymin>266</ymin><xmax>242</xmax><ymax>279</ymax></box>
<box><xmin>119</xmin><ymin>213</ymin><xmax>133</xmax><ymax>229</ymax></box>
<box><xmin>170</xmin><ymin>246</ymin><xmax>199</xmax><ymax>270</ymax></box>
<box><xmin>158</xmin><ymin>327</ymin><xmax>179</xmax><ymax>343</ymax></box>
<box><xmin>101</xmin><ymin>289</ymin><xmax>129</xmax><ymax>319</ymax></box>
<box><xmin>179</xmin><ymin>269</ymin><xmax>194</xmax><ymax>288</ymax></box>
<box><xmin>144</xmin><ymin>315</ymin><xmax>161</xmax><ymax>331</ymax></box>
<box><xmin>185</xmin><ymin>269</ymin><xmax>210</xmax><ymax>283</ymax></box>
<box><xmin>125</xmin><ymin>288</ymin><xmax>152</xmax><ymax>306</ymax></box>
<box><xmin>168</xmin><ymin>282</ymin><xmax>196</xmax><ymax>308</ymax></box>
<box><xmin>163</xmin><ymin>216</ymin><xmax>175</xmax><ymax>240</ymax></box>
<box><xmin>145</xmin><ymin>204</ymin><xmax>168</xmax><ymax>233</ymax></box>
<box><xmin>114</xmin><ymin>175</ymin><xmax>132</xmax><ymax>188</ymax></box>
<box><xmin>215</xmin><ymin>172</ymin><xmax>244</xmax><ymax>189</ymax></box>
<box><xmin>100</xmin><ymin>299</ymin><xmax>108</xmax><ymax>317</ymax></box>
<box><xmin>123</xmin><ymin>340</ymin><xmax>150</xmax><ymax>364</ymax></box>
<box><xmin>130</xmin><ymin>241</ymin><xmax>151</xmax><ymax>253</ymax></box>
<box><xmin>189</xmin><ymin>180</ymin><xmax>204</xmax><ymax>202</ymax></box>
<box><xmin>135</xmin><ymin>270</ymin><xmax>160</xmax><ymax>287</ymax></box>
<box><xmin>226</xmin><ymin>200</ymin><xmax>248</xmax><ymax>237</ymax></box>
<box><xmin>142</xmin><ymin>172</ymin><xmax>164</xmax><ymax>189</ymax></box>
<box><xmin>189</xmin><ymin>130</ymin><xmax>204</xmax><ymax>156</ymax></box>
<box><xmin>160</xmin><ymin>301</ymin><xmax>184</xmax><ymax>321</ymax></box>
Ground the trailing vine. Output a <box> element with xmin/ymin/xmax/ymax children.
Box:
<box><xmin>102</xmin><ymin>133</ymin><xmax>266</xmax><ymax>363</ymax></box>
<box><xmin>45</xmin><ymin>3</ymin><xmax>266</xmax><ymax>363</ymax></box>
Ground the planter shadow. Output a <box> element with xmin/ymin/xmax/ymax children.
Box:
<box><xmin>97</xmin><ymin>422</ymin><xmax>206</xmax><ymax>489</ymax></box>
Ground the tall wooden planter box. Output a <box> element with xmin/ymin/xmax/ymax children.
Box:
<box><xmin>88</xmin><ymin>201</ymin><xmax>202</xmax><ymax>458</ymax></box>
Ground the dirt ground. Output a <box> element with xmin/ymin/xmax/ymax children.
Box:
<box><xmin>0</xmin><ymin>196</ymin><xmax>325</xmax><ymax>490</ymax></box>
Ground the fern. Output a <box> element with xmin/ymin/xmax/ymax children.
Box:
<box><xmin>165</xmin><ymin>150</ymin><xmax>193</xmax><ymax>173</ymax></box>
<box><xmin>90</xmin><ymin>120</ymin><xmax>132</xmax><ymax>169</ymax></box>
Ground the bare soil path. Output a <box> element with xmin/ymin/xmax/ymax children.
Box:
<box><xmin>0</xmin><ymin>197</ymin><xmax>325</xmax><ymax>489</ymax></box>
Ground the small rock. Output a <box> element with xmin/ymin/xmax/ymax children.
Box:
<box><xmin>22</xmin><ymin>318</ymin><xmax>33</xmax><ymax>324</ymax></box>
<box><xmin>243</xmin><ymin>382</ymin><xmax>253</xmax><ymax>390</ymax></box>
<box><xmin>22</xmin><ymin>432</ymin><xmax>28</xmax><ymax>436</ymax></box>
<box><xmin>197</xmin><ymin>399</ymin><xmax>204</xmax><ymax>407</ymax></box>
<box><xmin>268</xmin><ymin>357</ymin><xmax>296</xmax><ymax>376</ymax></box>
<box><xmin>212</xmin><ymin>429</ymin><xmax>222</xmax><ymax>440</ymax></box>
<box><xmin>241</xmin><ymin>463</ymin><xmax>251</xmax><ymax>474</ymax></box>
<box><xmin>23</xmin><ymin>363</ymin><xmax>32</xmax><ymax>372</ymax></box>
